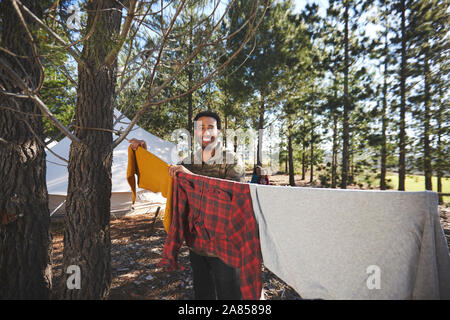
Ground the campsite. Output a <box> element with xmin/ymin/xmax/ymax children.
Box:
<box><xmin>0</xmin><ymin>0</ymin><xmax>449</xmax><ymax>301</ymax></box>
<box><xmin>47</xmin><ymin>183</ymin><xmax>450</xmax><ymax>300</ymax></box>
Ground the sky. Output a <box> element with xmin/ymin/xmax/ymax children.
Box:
<box><xmin>293</xmin><ymin>0</ymin><xmax>328</xmax><ymax>15</ymax></box>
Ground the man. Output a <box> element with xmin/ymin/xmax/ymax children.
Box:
<box><xmin>130</xmin><ymin>110</ymin><xmax>245</xmax><ymax>300</ymax></box>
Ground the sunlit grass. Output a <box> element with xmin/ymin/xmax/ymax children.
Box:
<box><xmin>386</xmin><ymin>172</ymin><xmax>450</xmax><ymax>203</ymax></box>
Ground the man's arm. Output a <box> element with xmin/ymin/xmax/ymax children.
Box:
<box><xmin>168</xmin><ymin>164</ymin><xmax>193</xmax><ymax>177</ymax></box>
<box><xmin>129</xmin><ymin>139</ymin><xmax>192</xmax><ymax>177</ymax></box>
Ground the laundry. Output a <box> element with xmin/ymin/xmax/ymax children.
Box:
<box><xmin>248</xmin><ymin>184</ymin><xmax>450</xmax><ymax>300</ymax></box>
<box><xmin>126</xmin><ymin>148</ymin><xmax>450</xmax><ymax>299</ymax></box>
<box><xmin>158</xmin><ymin>171</ymin><xmax>262</xmax><ymax>300</ymax></box>
<box><xmin>127</xmin><ymin>146</ymin><xmax>173</xmax><ymax>233</ymax></box>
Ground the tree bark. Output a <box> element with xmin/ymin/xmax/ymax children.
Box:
<box><xmin>423</xmin><ymin>55</ymin><xmax>432</xmax><ymax>191</ymax></box>
<box><xmin>436</xmin><ymin>88</ymin><xmax>443</xmax><ymax>204</ymax></box>
<box><xmin>380</xmin><ymin>24</ymin><xmax>389</xmax><ymax>190</ymax></box>
<box><xmin>398</xmin><ymin>0</ymin><xmax>407</xmax><ymax>191</ymax></box>
<box><xmin>309</xmin><ymin>108</ymin><xmax>314</xmax><ymax>184</ymax></box>
<box><xmin>301</xmin><ymin>138</ymin><xmax>307</xmax><ymax>180</ymax></box>
<box><xmin>62</xmin><ymin>0</ymin><xmax>121</xmax><ymax>299</ymax></box>
<box><xmin>332</xmin><ymin>107</ymin><xmax>338</xmax><ymax>189</ymax></box>
<box><xmin>341</xmin><ymin>1</ymin><xmax>350</xmax><ymax>189</ymax></box>
<box><xmin>0</xmin><ymin>0</ymin><xmax>52</xmax><ymax>299</ymax></box>
<box><xmin>288</xmin><ymin>117</ymin><xmax>295</xmax><ymax>186</ymax></box>
<box><xmin>349</xmin><ymin>133</ymin><xmax>354</xmax><ymax>185</ymax></box>
<box><xmin>257</xmin><ymin>95</ymin><xmax>265</xmax><ymax>166</ymax></box>
<box><xmin>188</xmin><ymin>17</ymin><xmax>193</xmax><ymax>137</ymax></box>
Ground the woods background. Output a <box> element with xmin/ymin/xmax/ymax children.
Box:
<box><xmin>0</xmin><ymin>0</ymin><xmax>448</xmax><ymax>299</ymax></box>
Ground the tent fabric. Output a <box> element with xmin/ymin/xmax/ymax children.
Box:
<box><xmin>46</xmin><ymin>109</ymin><xmax>177</xmax><ymax>214</ymax></box>
<box><xmin>249</xmin><ymin>184</ymin><xmax>450</xmax><ymax>299</ymax></box>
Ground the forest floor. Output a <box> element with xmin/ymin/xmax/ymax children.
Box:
<box><xmin>49</xmin><ymin>173</ymin><xmax>450</xmax><ymax>300</ymax></box>
<box><xmin>50</xmin><ymin>213</ymin><xmax>302</xmax><ymax>300</ymax></box>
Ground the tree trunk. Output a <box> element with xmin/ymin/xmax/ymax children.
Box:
<box><xmin>423</xmin><ymin>55</ymin><xmax>432</xmax><ymax>191</ymax></box>
<box><xmin>301</xmin><ymin>139</ymin><xmax>307</xmax><ymax>180</ymax></box>
<box><xmin>437</xmin><ymin>172</ymin><xmax>443</xmax><ymax>204</ymax></box>
<box><xmin>380</xmin><ymin>27</ymin><xmax>389</xmax><ymax>190</ymax></box>
<box><xmin>223</xmin><ymin>114</ymin><xmax>228</xmax><ymax>149</ymax></box>
<box><xmin>332</xmin><ymin>111</ymin><xmax>338</xmax><ymax>188</ymax></box>
<box><xmin>398</xmin><ymin>0</ymin><xmax>407</xmax><ymax>191</ymax></box>
<box><xmin>0</xmin><ymin>0</ymin><xmax>52</xmax><ymax>299</ymax></box>
<box><xmin>309</xmin><ymin>109</ymin><xmax>314</xmax><ymax>184</ymax></box>
<box><xmin>187</xmin><ymin>12</ymin><xmax>194</xmax><ymax>137</ymax></box>
<box><xmin>349</xmin><ymin>134</ymin><xmax>354</xmax><ymax>185</ymax></box>
<box><xmin>332</xmin><ymin>87</ymin><xmax>338</xmax><ymax>189</ymax></box>
<box><xmin>436</xmin><ymin>88</ymin><xmax>443</xmax><ymax>204</ymax></box>
<box><xmin>188</xmin><ymin>72</ymin><xmax>193</xmax><ymax>135</ymax></box>
<box><xmin>257</xmin><ymin>96</ymin><xmax>265</xmax><ymax>166</ymax></box>
<box><xmin>288</xmin><ymin>117</ymin><xmax>295</xmax><ymax>186</ymax></box>
<box><xmin>341</xmin><ymin>2</ymin><xmax>350</xmax><ymax>189</ymax></box>
<box><xmin>62</xmin><ymin>0</ymin><xmax>121</xmax><ymax>299</ymax></box>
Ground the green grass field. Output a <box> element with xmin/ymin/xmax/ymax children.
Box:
<box><xmin>386</xmin><ymin>172</ymin><xmax>450</xmax><ymax>203</ymax></box>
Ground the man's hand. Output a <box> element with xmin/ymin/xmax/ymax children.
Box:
<box><xmin>168</xmin><ymin>165</ymin><xmax>192</xmax><ymax>178</ymax></box>
<box><xmin>129</xmin><ymin>138</ymin><xmax>147</xmax><ymax>151</ymax></box>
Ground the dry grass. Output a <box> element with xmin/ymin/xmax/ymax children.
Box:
<box><xmin>50</xmin><ymin>212</ymin><xmax>301</xmax><ymax>300</ymax></box>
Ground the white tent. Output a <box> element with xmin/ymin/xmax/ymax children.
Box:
<box><xmin>46</xmin><ymin>109</ymin><xmax>178</xmax><ymax>217</ymax></box>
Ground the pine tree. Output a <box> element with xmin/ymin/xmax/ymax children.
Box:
<box><xmin>0</xmin><ymin>0</ymin><xmax>52</xmax><ymax>299</ymax></box>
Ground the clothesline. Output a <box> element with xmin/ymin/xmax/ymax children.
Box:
<box><xmin>127</xmin><ymin>147</ymin><xmax>450</xmax><ymax>300</ymax></box>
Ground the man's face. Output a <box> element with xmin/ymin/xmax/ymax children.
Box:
<box><xmin>194</xmin><ymin>116</ymin><xmax>220</xmax><ymax>149</ymax></box>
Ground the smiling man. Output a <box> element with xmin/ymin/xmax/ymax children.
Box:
<box><xmin>129</xmin><ymin>110</ymin><xmax>245</xmax><ymax>300</ymax></box>
<box><xmin>178</xmin><ymin>110</ymin><xmax>245</xmax><ymax>182</ymax></box>
<box><xmin>130</xmin><ymin>110</ymin><xmax>245</xmax><ymax>181</ymax></box>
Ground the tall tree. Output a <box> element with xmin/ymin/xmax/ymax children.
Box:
<box><xmin>235</xmin><ymin>0</ymin><xmax>290</xmax><ymax>166</ymax></box>
<box><xmin>62</xmin><ymin>0</ymin><xmax>125</xmax><ymax>299</ymax></box>
<box><xmin>341</xmin><ymin>0</ymin><xmax>350</xmax><ymax>188</ymax></box>
<box><xmin>396</xmin><ymin>0</ymin><xmax>408</xmax><ymax>190</ymax></box>
<box><xmin>322</xmin><ymin>11</ymin><xmax>344</xmax><ymax>188</ymax></box>
<box><xmin>0</xmin><ymin>0</ymin><xmax>52</xmax><ymax>299</ymax></box>
<box><xmin>328</xmin><ymin>0</ymin><xmax>370</xmax><ymax>188</ymax></box>
<box><xmin>378</xmin><ymin>0</ymin><xmax>392</xmax><ymax>190</ymax></box>
<box><xmin>408</xmin><ymin>0</ymin><xmax>448</xmax><ymax>191</ymax></box>
<box><xmin>1</xmin><ymin>0</ymin><xmax>266</xmax><ymax>299</ymax></box>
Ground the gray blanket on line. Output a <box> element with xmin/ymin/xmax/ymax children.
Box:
<box><xmin>248</xmin><ymin>185</ymin><xmax>450</xmax><ymax>300</ymax></box>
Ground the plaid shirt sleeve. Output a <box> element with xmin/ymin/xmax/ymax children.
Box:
<box><xmin>158</xmin><ymin>171</ymin><xmax>262</xmax><ymax>300</ymax></box>
<box><xmin>157</xmin><ymin>174</ymin><xmax>187</xmax><ymax>271</ymax></box>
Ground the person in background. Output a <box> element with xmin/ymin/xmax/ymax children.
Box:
<box><xmin>251</xmin><ymin>165</ymin><xmax>270</xmax><ymax>185</ymax></box>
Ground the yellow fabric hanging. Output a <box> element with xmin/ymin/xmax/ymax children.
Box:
<box><xmin>127</xmin><ymin>146</ymin><xmax>173</xmax><ymax>233</ymax></box>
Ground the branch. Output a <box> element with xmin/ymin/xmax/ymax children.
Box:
<box><xmin>0</xmin><ymin>56</ymin><xmax>81</xmax><ymax>145</ymax></box>
<box><xmin>118</xmin><ymin>1</ymin><xmax>152</xmax><ymax>88</ymax></box>
<box><xmin>11</xmin><ymin>0</ymin><xmax>45</xmax><ymax>94</ymax></box>
<box><xmin>117</xmin><ymin>50</ymin><xmax>153</xmax><ymax>96</ymax></box>
<box><xmin>146</xmin><ymin>0</ymin><xmax>187</xmax><ymax>98</ymax></box>
<box><xmin>14</xmin><ymin>0</ymin><xmax>84</xmax><ymax>67</ymax></box>
<box><xmin>58</xmin><ymin>0</ymin><xmax>103</xmax><ymax>53</ymax></box>
<box><xmin>112</xmin><ymin>0</ymin><xmax>269</xmax><ymax>149</ymax></box>
<box><xmin>0</xmin><ymin>136</ymin><xmax>15</xmax><ymax>145</ymax></box>
<box><xmin>12</xmin><ymin>101</ymin><xmax>69</xmax><ymax>164</ymax></box>
<box><xmin>104</xmin><ymin>0</ymin><xmax>138</xmax><ymax>66</ymax></box>
<box><xmin>114</xmin><ymin>71</ymin><xmax>150</xmax><ymax>126</ymax></box>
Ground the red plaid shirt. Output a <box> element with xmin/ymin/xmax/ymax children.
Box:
<box><xmin>158</xmin><ymin>172</ymin><xmax>262</xmax><ymax>300</ymax></box>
